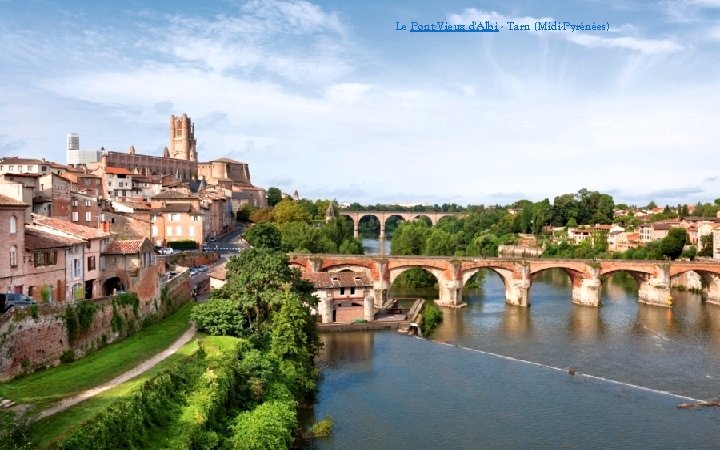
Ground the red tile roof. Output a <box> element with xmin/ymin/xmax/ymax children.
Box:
<box><xmin>302</xmin><ymin>271</ymin><xmax>373</xmax><ymax>289</ymax></box>
<box><xmin>105</xmin><ymin>166</ymin><xmax>132</xmax><ymax>175</ymax></box>
<box><xmin>103</xmin><ymin>239</ymin><xmax>144</xmax><ymax>254</ymax></box>
<box><xmin>32</xmin><ymin>215</ymin><xmax>110</xmax><ymax>239</ymax></box>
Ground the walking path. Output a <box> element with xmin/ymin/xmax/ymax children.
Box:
<box><xmin>36</xmin><ymin>324</ymin><xmax>197</xmax><ymax>420</ymax></box>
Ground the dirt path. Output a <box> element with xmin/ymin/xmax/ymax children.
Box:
<box><xmin>35</xmin><ymin>324</ymin><xmax>196</xmax><ymax>420</ymax></box>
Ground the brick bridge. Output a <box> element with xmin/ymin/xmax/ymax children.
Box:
<box><xmin>339</xmin><ymin>211</ymin><xmax>464</xmax><ymax>240</ymax></box>
<box><xmin>289</xmin><ymin>254</ymin><xmax>720</xmax><ymax>309</ymax></box>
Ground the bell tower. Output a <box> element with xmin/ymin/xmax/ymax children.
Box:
<box><xmin>168</xmin><ymin>113</ymin><xmax>197</xmax><ymax>161</ymax></box>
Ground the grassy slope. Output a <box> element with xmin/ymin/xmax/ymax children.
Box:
<box><xmin>32</xmin><ymin>339</ymin><xmax>202</xmax><ymax>450</ymax></box>
<box><xmin>0</xmin><ymin>303</ymin><xmax>193</xmax><ymax>412</ymax></box>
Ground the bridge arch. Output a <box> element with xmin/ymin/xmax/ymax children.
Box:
<box><xmin>389</xmin><ymin>265</ymin><xmax>445</xmax><ymax>286</ymax></box>
<box><xmin>461</xmin><ymin>266</ymin><xmax>513</xmax><ymax>288</ymax></box>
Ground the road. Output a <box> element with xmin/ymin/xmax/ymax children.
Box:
<box><xmin>201</xmin><ymin>222</ymin><xmax>249</xmax><ymax>254</ymax></box>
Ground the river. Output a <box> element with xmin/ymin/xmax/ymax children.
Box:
<box><xmin>305</xmin><ymin>240</ymin><xmax>720</xmax><ymax>449</ymax></box>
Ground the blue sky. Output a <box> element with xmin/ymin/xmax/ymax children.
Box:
<box><xmin>1</xmin><ymin>0</ymin><xmax>719</xmax><ymax>206</ymax></box>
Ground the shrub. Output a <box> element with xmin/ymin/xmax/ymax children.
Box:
<box><xmin>420</xmin><ymin>302</ymin><xmax>443</xmax><ymax>336</ymax></box>
<box><xmin>29</xmin><ymin>304</ymin><xmax>38</xmax><ymax>320</ymax></box>
<box><xmin>65</xmin><ymin>306</ymin><xmax>79</xmax><ymax>344</ymax></box>
<box><xmin>59</xmin><ymin>350</ymin><xmax>75</xmax><ymax>364</ymax></box>
<box><xmin>76</xmin><ymin>300</ymin><xmax>97</xmax><ymax>332</ymax></box>
<box><xmin>168</xmin><ymin>240</ymin><xmax>198</xmax><ymax>250</ymax></box>
<box><xmin>306</xmin><ymin>415</ymin><xmax>334</xmax><ymax>438</ymax></box>
<box><xmin>229</xmin><ymin>400</ymin><xmax>297</xmax><ymax>450</ymax></box>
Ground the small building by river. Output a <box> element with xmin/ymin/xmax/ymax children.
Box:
<box><xmin>303</xmin><ymin>271</ymin><xmax>374</xmax><ymax>324</ymax></box>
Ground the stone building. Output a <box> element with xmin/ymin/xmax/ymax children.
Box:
<box><xmin>0</xmin><ymin>194</ymin><xmax>28</xmax><ymax>294</ymax></box>
<box><xmin>302</xmin><ymin>271</ymin><xmax>374</xmax><ymax>324</ymax></box>
<box><xmin>198</xmin><ymin>157</ymin><xmax>268</xmax><ymax>208</ymax></box>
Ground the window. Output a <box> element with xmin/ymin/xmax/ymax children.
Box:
<box><xmin>34</xmin><ymin>250</ymin><xmax>58</xmax><ymax>267</ymax></box>
<box><xmin>10</xmin><ymin>245</ymin><xmax>17</xmax><ymax>267</ymax></box>
<box><xmin>87</xmin><ymin>255</ymin><xmax>96</xmax><ymax>271</ymax></box>
<box><xmin>85</xmin><ymin>211</ymin><xmax>92</xmax><ymax>222</ymax></box>
<box><xmin>73</xmin><ymin>258</ymin><xmax>81</xmax><ymax>278</ymax></box>
<box><xmin>85</xmin><ymin>200</ymin><xmax>92</xmax><ymax>207</ymax></box>
<box><xmin>169</xmin><ymin>213</ymin><xmax>180</xmax><ymax>222</ymax></box>
<box><xmin>150</xmin><ymin>215</ymin><xmax>156</xmax><ymax>223</ymax></box>
<box><xmin>340</xmin><ymin>287</ymin><xmax>345</xmax><ymax>295</ymax></box>
<box><xmin>176</xmin><ymin>226</ymin><xmax>182</xmax><ymax>236</ymax></box>
<box><xmin>151</xmin><ymin>225</ymin><xmax>158</xmax><ymax>236</ymax></box>
<box><xmin>71</xmin><ymin>199</ymin><xmax>78</xmax><ymax>206</ymax></box>
<box><xmin>27</xmin><ymin>165</ymin><xmax>32</xmax><ymax>172</ymax></box>
<box><xmin>41</xmin><ymin>166</ymin><xmax>47</xmax><ymax>172</ymax></box>
<box><xmin>9</xmin><ymin>215</ymin><xmax>16</xmax><ymax>234</ymax></box>
<box><xmin>350</xmin><ymin>287</ymin><xmax>356</xmax><ymax>295</ymax></box>
<box><xmin>8</xmin><ymin>165</ymin><xmax>14</xmax><ymax>171</ymax></box>
<box><xmin>166</xmin><ymin>226</ymin><xmax>172</xmax><ymax>236</ymax></box>
<box><xmin>72</xmin><ymin>211</ymin><xmax>79</xmax><ymax>222</ymax></box>
<box><xmin>192</xmin><ymin>215</ymin><xmax>200</xmax><ymax>222</ymax></box>
<box><xmin>189</xmin><ymin>226</ymin><xmax>195</xmax><ymax>237</ymax></box>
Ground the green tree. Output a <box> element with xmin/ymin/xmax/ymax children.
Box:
<box><xmin>243</xmin><ymin>222</ymin><xmax>282</xmax><ymax>251</ymax></box>
<box><xmin>423</xmin><ymin>228</ymin><xmax>457</xmax><ymax>256</ymax></box>
<box><xmin>391</xmin><ymin>220</ymin><xmax>430</xmax><ymax>255</ymax></box>
<box><xmin>272</xmin><ymin>199</ymin><xmax>311</xmax><ymax>224</ymax></box>
<box><xmin>266</xmin><ymin>187</ymin><xmax>283</xmax><ymax>207</ymax></box>
<box><xmin>660</xmin><ymin>228</ymin><xmax>688</xmax><ymax>260</ymax></box>
<box><xmin>698</xmin><ymin>234</ymin><xmax>714</xmax><ymax>257</ymax></box>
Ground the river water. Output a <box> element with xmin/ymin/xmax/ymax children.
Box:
<box><xmin>307</xmin><ymin>241</ymin><xmax>720</xmax><ymax>449</ymax></box>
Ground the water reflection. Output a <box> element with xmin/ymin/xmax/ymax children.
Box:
<box><xmin>502</xmin><ymin>305</ymin><xmax>534</xmax><ymax>338</ymax></box>
<box><xmin>567</xmin><ymin>305</ymin><xmax>605</xmax><ymax>340</ymax></box>
<box><xmin>319</xmin><ymin>332</ymin><xmax>374</xmax><ymax>369</ymax></box>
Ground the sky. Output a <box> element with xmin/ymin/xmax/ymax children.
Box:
<box><xmin>1</xmin><ymin>0</ymin><xmax>719</xmax><ymax>207</ymax></box>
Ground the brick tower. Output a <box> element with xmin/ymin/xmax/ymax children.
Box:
<box><xmin>169</xmin><ymin>113</ymin><xmax>197</xmax><ymax>161</ymax></box>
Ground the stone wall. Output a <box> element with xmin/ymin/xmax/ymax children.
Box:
<box><xmin>0</xmin><ymin>268</ymin><xmax>190</xmax><ymax>381</ymax></box>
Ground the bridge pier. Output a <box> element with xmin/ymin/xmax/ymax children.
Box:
<box><xmin>638</xmin><ymin>278</ymin><xmax>673</xmax><ymax>307</ymax></box>
<box><xmin>505</xmin><ymin>280</ymin><xmax>530</xmax><ymax>307</ymax></box>
<box><xmin>572</xmin><ymin>277</ymin><xmax>601</xmax><ymax>307</ymax></box>
<box><xmin>379</xmin><ymin>223</ymin><xmax>386</xmax><ymax>241</ymax></box>
<box><xmin>319</xmin><ymin>292</ymin><xmax>333</xmax><ymax>324</ymax></box>
<box><xmin>373</xmin><ymin>281</ymin><xmax>389</xmax><ymax>308</ymax></box>
<box><xmin>353</xmin><ymin>224</ymin><xmax>359</xmax><ymax>239</ymax></box>
<box><xmin>704</xmin><ymin>274</ymin><xmax>720</xmax><ymax>306</ymax></box>
<box><xmin>437</xmin><ymin>280</ymin><xmax>465</xmax><ymax>308</ymax></box>
<box><xmin>364</xmin><ymin>290</ymin><xmax>375</xmax><ymax>321</ymax></box>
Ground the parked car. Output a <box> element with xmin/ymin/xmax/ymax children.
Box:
<box><xmin>157</xmin><ymin>247</ymin><xmax>175</xmax><ymax>255</ymax></box>
<box><xmin>189</xmin><ymin>268</ymin><xmax>199</xmax><ymax>277</ymax></box>
<box><xmin>1</xmin><ymin>292</ymin><xmax>37</xmax><ymax>312</ymax></box>
<box><xmin>197</xmin><ymin>265</ymin><xmax>209</xmax><ymax>272</ymax></box>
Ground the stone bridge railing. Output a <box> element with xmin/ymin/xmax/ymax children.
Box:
<box><xmin>289</xmin><ymin>254</ymin><xmax>720</xmax><ymax>309</ymax></box>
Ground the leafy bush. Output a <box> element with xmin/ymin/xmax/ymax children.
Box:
<box><xmin>29</xmin><ymin>304</ymin><xmax>38</xmax><ymax>320</ymax></box>
<box><xmin>114</xmin><ymin>292</ymin><xmax>139</xmax><ymax>317</ymax></box>
<box><xmin>59</xmin><ymin>350</ymin><xmax>75</xmax><ymax>364</ymax></box>
<box><xmin>306</xmin><ymin>416</ymin><xmax>334</xmax><ymax>438</ymax></box>
<box><xmin>65</xmin><ymin>306</ymin><xmax>79</xmax><ymax>344</ymax></box>
<box><xmin>421</xmin><ymin>302</ymin><xmax>443</xmax><ymax>336</ymax></box>
<box><xmin>191</xmin><ymin>299</ymin><xmax>247</xmax><ymax>336</ymax></box>
<box><xmin>76</xmin><ymin>300</ymin><xmax>97</xmax><ymax>331</ymax></box>
<box><xmin>168</xmin><ymin>239</ymin><xmax>198</xmax><ymax>250</ymax></box>
<box><xmin>229</xmin><ymin>400</ymin><xmax>297</xmax><ymax>450</ymax></box>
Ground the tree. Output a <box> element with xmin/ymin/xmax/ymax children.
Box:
<box><xmin>698</xmin><ymin>234</ymin><xmax>714</xmax><ymax>257</ymax></box>
<box><xmin>423</xmin><ymin>228</ymin><xmax>456</xmax><ymax>256</ymax></box>
<box><xmin>391</xmin><ymin>220</ymin><xmax>430</xmax><ymax>255</ymax></box>
<box><xmin>660</xmin><ymin>228</ymin><xmax>688</xmax><ymax>260</ymax></box>
<box><xmin>243</xmin><ymin>222</ymin><xmax>282</xmax><ymax>251</ymax></box>
<box><xmin>266</xmin><ymin>187</ymin><xmax>283</xmax><ymax>207</ymax></box>
<box><xmin>272</xmin><ymin>199</ymin><xmax>311</xmax><ymax>224</ymax></box>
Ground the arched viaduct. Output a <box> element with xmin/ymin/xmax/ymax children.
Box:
<box><xmin>289</xmin><ymin>254</ymin><xmax>720</xmax><ymax>311</ymax></box>
<box><xmin>338</xmin><ymin>211</ymin><xmax>465</xmax><ymax>240</ymax></box>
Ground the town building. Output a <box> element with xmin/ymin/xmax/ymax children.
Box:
<box><xmin>302</xmin><ymin>271</ymin><xmax>374</xmax><ymax>324</ymax></box>
<box><xmin>0</xmin><ymin>194</ymin><xmax>28</xmax><ymax>295</ymax></box>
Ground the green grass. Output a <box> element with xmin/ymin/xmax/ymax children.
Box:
<box><xmin>30</xmin><ymin>338</ymin><xmax>202</xmax><ymax>450</ymax></box>
<box><xmin>0</xmin><ymin>303</ymin><xmax>193</xmax><ymax>413</ymax></box>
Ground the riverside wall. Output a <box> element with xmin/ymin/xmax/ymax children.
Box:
<box><xmin>0</xmin><ymin>262</ymin><xmax>191</xmax><ymax>381</ymax></box>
